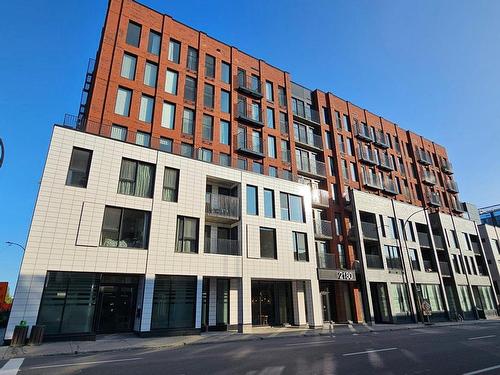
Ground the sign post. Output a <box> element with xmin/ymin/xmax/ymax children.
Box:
<box><xmin>421</xmin><ymin>299</ymin><xmax>432</xmax><ymax>325</ymax></box>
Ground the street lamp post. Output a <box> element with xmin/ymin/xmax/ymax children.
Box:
<box><xmin>5</xmin><ymin>242</ymin><xmax>25</xmax><ymax>252</ymax></box>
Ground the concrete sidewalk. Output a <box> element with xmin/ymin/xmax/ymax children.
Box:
<box><xmin>2</xmin><ymin>319</ymin><xmax>500</xmax><ymax>360</ymax></box>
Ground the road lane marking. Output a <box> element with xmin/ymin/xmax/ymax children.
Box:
<box><xmin>285</xmin><ymin>340</ymin><xmax>334</xmax><ymax>346</ymax></box>
<box><xmin>0</xmin><ymin>358</ymin><xmax>24</xmax><ymax>375</ymax></box>
<box><xmin>467</xmin><ymin>335</ymin><xmax>496</xmax><ymax>341</ymax></box>
<box><xmin>27</xmin><ymin>357</ymin><xmax>143</xmax><ymax>370</ymax></box>
<box><xmin>463</xmin><ymin>364</ymin><xmax>500</xmax><ymax>374</ymax></box>
<box><xmin>342</xmin><ymin>347</ymin><xmax>398</xmax><ymax>356</ymax></box>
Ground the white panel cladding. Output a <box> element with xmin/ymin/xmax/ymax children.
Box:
<box><xmin>6</xmin><ymin>126</ymin><xmax>323</xmax><ymax>338</ymax></box>
<box><xmin>76</xmin><ymin>201</ymin><xmax>105</xmax><ymax>247</ymax></box>
<box><xmin>246</xmin><ymin>224</ymin><xmax>261</xmax><ymax>259</ymax></box>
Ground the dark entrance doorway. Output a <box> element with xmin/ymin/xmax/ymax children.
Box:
<box><xmin>251</xmin><ymin>281</ymin><xmax>293</xmax><ymax>326</ymax></box>
<box><xmin>95</xmin><ymin>275</ymin><xmax>139</xmax><ymax>333</ymax></box>
<box><xmin>370</xmin><ymin>282</ymin><xmax>391</xmax><ymax>323</ymax></box>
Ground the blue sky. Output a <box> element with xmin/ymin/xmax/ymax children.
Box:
<box><xmin>1</xmin><ymin>0</ymin><xmax>499</xmax><ymax>290</ymax></box>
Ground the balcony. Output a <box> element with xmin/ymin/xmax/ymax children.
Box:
<box><xmin>314</xmin><ymin>219</ymin><xmax>333</xmax><ymax>240</ymax></box>
<box><xmin>471</xmin><ymin>241</ymin><xmax>481</xmax><ymax>255</ymax></box>
<box><xmin>362</xmin><ymin>171</ymin><xmax>383</xmax><ymax>190</ymax></box>
<box><xmin>383</xmin><ymin>178</ymin><xmax>399</xmax><ymax>195</ymax></box>
<box><xmin>379</xmin><ymin>153</ymin><xmax>395</xmax><ymax>171</ymax></box>
<box><xmin>433</xmin><ymin>235</ymin><xmax>445</xmax><ymax>250</ymax></box>
<box><xmin>441</xmin><ymin>159</ymin><xmax>453</xmax><ymax>174</ymax></box>
<box><xmin>296</xmin><ymin>157</ymin><xmax>327</xmax><ymax>178</ymax></box>
<box><xmin>416</xmin><ymin>149</ymin><xmax>433</xmax><ymax>165</ymax></box>
<box><xmin>374</xmin><ymin>130</ymin><xmax>390</xmax><ymax>148</ymax></box>
<box><xmin>317</xmin><ymin>251</ymin><xmax>337</xmax><ymax>269</ymax></box>
<box><xmin>311</xmin><ymin>188</ymin><xmax>329</xmax><ymax>208</ymax></box>
<box><xmin>235</xmin><ymin>132</ymin><xmax>265</xmax><ymax>158</ymax></box>
<box><xmin>366</xmin><ymin>254</ymin><xmax>384</xmax><ymax>269</ymax></box>
<box><xmin>361</xmin><ymin>221</ymin><xmax>378</xmax><ymax>241</ymax></box>
<box><xmin>355</xmin><ymin>123</ymin><xmax>375</xmax><ymax>142</ymax></box>
<box><xmin>294</xmin><ymin>131</ymin><xmax>323</xmax><ymax>151</ymax></box>
<box><xmin>421</xmin><ymin>169</ymin><xmax>437</xmax><ymax>185</ymax></box>
<box><xmin>236</xmin><ymin>75</ymin><xmax>262</xmax><ymax>98</ymax></box>
<box><xmin>439</xmin><ymin>261</ymin><xmax>451</xmax><ymax>276</ymax></box>
<box><xmin>205</xmin><ymin>238</ymin><xmax>240</xmax><ymax>256</ymax></box>
<box><xmin>451</xmin><ymin>199</ymin><xmax>465</xmax><ymax>213</ymax></box>
<box><xmin>423</xmin><ymin>260</ymin><xmax>436</xmax><ymax>272</ymax></box>
<box><xmin>236</xmin><ymin>101</ymin><xmax>264</xmax><ymax>127</ymax></box>
<box><xmin>428</xmin><ymin>191</ymin><xmax>442</xmax><ymax>207</ymax></box>
<box><xmin>418</xmin><ymin>232</ymin><xmax>431</xmax><ymax>248</ymax></box>
<box><xmin>205</xmin><ymin>193</ymin><xmax>240</xmax><ymax>223</ymax></box>
<box><xmin>446</xmin><ymin>180</ymin><xmax>459</xmax><ymax>193</ymax></box>
<box><xmin>292</xmin><ymin>106</ymin><xmax>321</xmax><ymax>126</ymax></box>
<box><xmin>358</xmin><ymin>146</ymin><xmax>378</xmax><ymax>165</ymax></box>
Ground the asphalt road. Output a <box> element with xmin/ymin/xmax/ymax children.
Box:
<box><xmin>2</xmin><ymin>323</ymin><xmax>500</xmax><ymax>374</ymax></box>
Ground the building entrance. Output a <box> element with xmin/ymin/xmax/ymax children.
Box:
<box><xmin>251</xmin><ymin>281</ymin><xmax>293</xmax><ymax>326</ymax></box>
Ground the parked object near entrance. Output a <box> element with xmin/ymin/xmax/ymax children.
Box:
<box><xmin>10</xmin><ymin>321</ymin><xmax>28</xmax><ymax>347</ymax></box>
<box><xmin>28</xmin><ymin>325</ymin><xmax>45</xmax><ymax>345</ymax></box>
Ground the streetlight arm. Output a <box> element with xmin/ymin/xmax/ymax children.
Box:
<box><xmin>5</xmin><ymin>241</ymin><xmax>25</xmax><ymax>252</ymax></box>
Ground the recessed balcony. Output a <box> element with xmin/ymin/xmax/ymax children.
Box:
<box><xmin>204</xmin><ymin>237</ymin><xmax>240</xmax><ymax>255</ymax></box>
<box><xmin>416</xmin><ymin>149</ymin><xmax>433</xmax><ymax>165</ymax></box>
<box><xmin>292</xmin><ymin>106</ymin><xmax>321</xmax><ymax>126</ymax></box>
<box><xmin>421</xmin><ymin>169</ymin><xmax>437</xmax><ymax>185</ymax></box>
<box><xmin>205</xmin><ymin>193</ymin><xmax>240</xmax><ymax>223</ymax></box>
<box><xmin>374</xmin><ymin>130</ymin><xmax>390</xmax><ymax>148</ymax></box>
<box><xmin>379</xmin><ymin>153</ymin><xmax>395</xmax><ymax>171</ymax></box>
<box><xmin>362</xmin><ymin>171</ymin><xmax>383</xmax><ymax>190</ymax></box>
<box><xmin>311</xmin><ymin>188</ymin><xmax>329</xmax><ymax>208</ymax></box>
<box><xmin>296</xmin><ymin>157</ymin><xmax>327</xmax><ymax>178</ymax></box>
<box><xmin>314</xmin><ymin>219</ymin><xmax>333</xmax><ymax>240</ymax></box>
<box><xmin>358</xmin><ymin>146</ymin><xmax>378</xmax><ymax>165</ymax></box>
<box><xmin>294</xmin><ymin>131</ymin><xmax>323</xmax><ymax>151</ymax></box>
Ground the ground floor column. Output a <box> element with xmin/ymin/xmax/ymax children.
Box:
<box><xmin>292</xmin><ymin>281</ymin><xmax>307</xmax><ymax>326</ymax></box>
<box><xmin>138</xmin><ymin>274</ymin><xmax>155</xmax><ymax>333</ymax></box>
<box><xmin>351</xmin><ymin>284</ymin><xmax>365</xmax><ymax>323</ymax></box>
<box><xmin>229</xmin><ymin>278</ymin><xmax>240</xmax><ymax>329</ymax></box>
<box><xmin>305</xmin><ymin>279</ymin><xmax>323</xmax><ymax>328</ymax></box>
<box><xmin>239</xmin><ymin>277</ymin><xmax>252</xmax><ymax>332</ymax></box>
<box><xmin>195</xmin><ymin>275</ymin><xmax>203</xmax><ymax>329</ymax></box>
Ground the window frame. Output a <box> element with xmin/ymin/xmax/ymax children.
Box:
<box><xmin>175</xmin><ymin>216</ymin><xmax>200</xmax><ymax>253</ymax></box>
<box><xmin>66</xmin><ymin>147</ymin><xmax>93</xmax><ymax>188</ymax></box>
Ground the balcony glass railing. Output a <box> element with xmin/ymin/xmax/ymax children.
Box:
<box><xmin>421</xmin><ymin>169</ymin><xmax>437</xmax><ymax>185</ymax></box>
<box><xmin>236</xmin><ymin>74</ymin><xmax>262</xmax><ymax>97</ymax></box>
<box><xmin>236</xmin><ymin>131</ymin><xmax>264</xmax><ymax>156</ymax></box>
<box><xmin>446</xmin><ymin>180</ymin><xmax>459</xmax><ymax>193</ymax></box>
<box><xmin>362</xmin><ymin>171</ymin><xmax>382</xmax><ymax>189</ymax></box>
<box><xmin>314</xmin><ymin>219</ymin><xmax>333</xmax><ymax>238</ymax></box>
<box><xmin>294</xmin><ymin>132</ymin><xmax>323</xmax><ymax>149</ymax></box>
<box><xmin>441</xmin><ymin>159</ymin><xmax>453</xmax><ymax>174</ymax></box>
<box><xmin>311</xmin><ymin>188</ymin><xmax>329</xmax><ymax>207</ymax></box>
<box><xmin>205</xmin><ymin>193</ymin><xmax>240</xmax><ymax>220</ymax></box>
<box><xmin>355</xmin><ymin>123</ymin><xmax>375</xmax><ymax>142</ymax></box>
<box><xmin>358</xmin><ymin>147</ymin><xmax>378</xmax><ymax>165</ymax></box>
<box><xmin>379</xmin><ymin>153</ymin><xmax>395</xmax><ymax>171</ymax></box>
<box><xmin>296</xmin><ymin>157</ymin><xmax>326</xmax><ymax>177</ymax></box>
<box><xmin>366</xmin><ymin>254</ymin><xmax>383</xmax><ymax>269</ymax></box>
<box><xmin>374</xmin><ymin>130</ymin><xmax>390</xmax><ymax>148</ymax></box>
<box><xmin>293</xmin><ymin>106</ymin><xmax>321</xmax><ymax>124</ymax></box>
<box><xmin>417</xmin><ymin>149</ymin><xmax>433</xmax><ymax>165</ymax></box>
<box><xmin>383</xmin><ymin>178</ymin><xmax>399</xmax><ymax>195</ymax></box>
<box><xmin>361</xmin><ymin>221</ymin><xmax>378</xmax><ymax>240</ymax></box>
<box><xmin>317</xmin><ymin>251</ymin><xmax>337</xmax><ymax>269</ymax></box>
<box><xmin>204</xmin><ymin>237</ymin><xmax>240</xmax><ymax>255</ymax></box>
<box><xmin>236</xmin><ymin>101</ymin><xmax>264</xmax><ymax>126</ymax></box>
<box><xmin>428</xmin><ymin>191</ymin><xmax>442</xmax><ymax>207</ymax></box>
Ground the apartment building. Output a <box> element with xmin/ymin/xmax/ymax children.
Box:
<box><xmin>479</xmin><ymin>224</ymin><xmax>500</xmax><ymax>300</ymax></box>
<box><xmin>5</xmin><ymin>0</ymin><xmax>498</xmax><ymax>341</ymax></box>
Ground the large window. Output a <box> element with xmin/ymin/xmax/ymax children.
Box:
<box><xmin>162</xmin><ymin>167</ymin><xmax>179</xmax><ymax>202</ymax></box>
<box><xmin>176</xmin><ymin>216</ymin><xmax>199</xmax><ymax>253</ymax></box>
<box><xmin>182</xmin><ymin>108</ymin><xmax>195</xmax><ymax>135</ymax></box>
<box><xmin>383</xmin><ymin>245</ymin><xmax>402</xmax><ymax>270</ymax></box>
<box><xmin>121</xmin><ymin>53</ymin><xmax>136</xmax><ymax>80</ymax></box>
<box><xmin>260</xmin><ymin>227</ymin><xmax>277</xmax><ymax>259</ymax></box>
<box><xmin>139</xmin><ymin>95</ymin><xmax>154</xmax><ymax>123</ymax></box>
<box><xmin>161</xmin><ymin>101</ymin><xmax>175</xmax><ymax>129</ymax></box>
<box><xmin>268</xmin><ymin>135</ymin><xmax>276</xmax><ymax>158</ymax></box>
<box><xmin>151</xmin><ymin>275</ymin><xmax>197</xmax><ymax>329</ymax></box>
<box><xmin>264</xmin><ymin>189</ymin><xmax>275</xmax><ymax>218</ymax></box>
<box><xmin>147</xmin><ymin>30</ymin><xmax>161</xmax><ymax>55</ymax></box>
<box><xmin>101</xmin><ymin>206</ymin><xmax>150</xmax><ymax>249</ymax></box>
<box><xmin>184</xmin><ymin>76</ymin><xmax>197</xmax><ymax>102</ymax></box>
<box><xmin>204</xmin><ymin>83</ymin><xmax>214</xmax><ymax>109</ymax></box>
<box><xmin>165</xmin><ymin>69</ymin><xmax>178</xmax><ymax>94</ymax></box>
<box><xmin>126</xmin><ymin>21</ymin><xmax>141</xmax><ymax>47</ymax></box>
<box><xmin>115</xmin><ymin>87</ymin><xmax>132</xmax><ymax>116</ymax></box>
<box><xmin>202</xmin><ymin>114</ymin><xmax>213</xmax><ymax>141</ymax></box>
<box><xmin>390</xmin><ymin>283</ymin><xmax>410</xmax><ymax>315</ymax></box>
<box><xmin>280</xmin><ymin>192</ymin><xmax>304</xmax><ymax>222</ymax></box>
<box><xmin>144</xmin><ymin>62</ymin><xmax>157</xmax><ymax>87</ymax></box>
<box><xmin>205</xmin><ymin>54</ymin><xmax>215</xmax><ymax>78</ymax></box>
<box><xmin>118</xmin><ymin>158</ymin><xmax>155</xmax><ymax>198</ymax></box>
<box><xmin>247</xmin><ymin>185</ymin><xmax>258</xmax><ymax>215</ymax></box>
<box><xmin>265</xmin><ymin>81</ymin><xmax>274</xmax><ymax>101</ymax></box>
<box><xmin>186</xmin><ymin>46</ymin><xmax>198</xmax><ymax>71</ymax></box>
<box><xmin>66</xmin><ymin>147</ymin><xmax>92</xmax><ymax>188</ymax></box>
<box><xmin>278</xmin><ymin>86</ymin><xmax>286</xmax><ymax>107</ymax></box>
<box><xmin>168</xmin><ymin>39</ymin><xmax>180</xmax><ymax>63</ymax></box>
<box><xmin>111</xmin><ymin>125</ymin><xmax>127</xmax><ymax>141</ymax></box>
<box><xmin>266</xmin><ymin>108</ymin><xmax>275</xmax><ymax>129</ymax></box>
<box><xmin>221</xmin><ymin>90</ymin><xmax>230</xmax><ymax>113</ymax></box>
<box><xmin>293</xmin><ymin>231</ymin><xmax>309</xmax><ymax>261</ymax></box>
<box><xmin>221</xmin><ymin>61</ymin><xmax>231</xmax><ymax>84</ymax></box>
<box><xmin>220</xmin><ymin>120</ymin><xmax>230</xmax><ymax>145</ymax></box>
<box><xmin>419</xmin><ymin>284</ymin><xmax>444</xmax><ymax>312</ymax></box>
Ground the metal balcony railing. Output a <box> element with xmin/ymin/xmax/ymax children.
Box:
<box><xmin>439</xmin><ymin>261</ymin><xmax>451</xmax><ymax>276</ymax></box>
<box><xmin>385</xmin><ymin>256</ymin><xmax>403</xmax><ymax>271</ymax></box>
<box><xmin>446</xmin><ymin>180</ymin><xmax>459</xmax><ymax>193</ymax></box>
<box><xmin>204</xmin><ymin>237</ymin><xmax>240</xmax><ymax>255</ymax></box>
<box><xmin>374</xmin><ymin>130</ymin><xmax>390</xmax><ymax>148</ymax></box>
<box><xmin>236</xmin><ymin>101</ymin><xmax>264</xmax><ymax>127</ymax></box>
<box><xmin>294</xmin><ymin>131</ymin><xmax>323</xmax><ymax>150</ymax></box>
<box><xmin>428</xmin><ymin>191</ymin><xmax>442</xmax><ymax>207</ymax></box>
<box><xmin>358</xmin><ymin>146</ymin><xmax>378</xmax><ymax>165</ymax></box>
<box><xmin>383</xmin><ymin>178</ymin><xmax>399</xmax><ymax>195</ymax></box>
<box><xmin>433</xmin><ymin>235</ymin><xmax>445</xmax><ymax>249</ymax></box>
<box><xmin>421</xmin><ymin>169</ymin><xmax>437</xmax><ymax>185</ymax></box>
<box><xmin>314</xmin><ymin>219</ymin><xmax>333</xmax><ymax>239</ymax></box>
<box><xmin>441</xmin><ymin>159</ymin><xmax>453</xmax><ymax>174</ymax></box>
<box><xmin>362</xmin><ymin>171</ymin><xmax>383</xmax><ymax>189</ymax></box>
<box><xmin>355</xmin><ymin>123</ymin><xmax>375</xmax><ymax>142</ymax></box>
<box><xmin>416</xmin><ymin>149</ymin><xmax>433</xmax><ymax>165</ymax></box>
<box><xmin>205</xmin><ymin>193</ymin><xmax>240</xmax><ymax>220</ymax></box>
<box><xmin>418</xmin><ymin>232</ymin><xmax>431</xmax><ymax>248</ymax></box>
<box><xmin>296</xmin><ymin>157</ymin><xmax>326</xmax><ymax>177</ymax></box>
<box><xmin>366</xmin><ymin>254</ymin><xmax>384</xmax><ymax>269</ymax></box>
<box><xmin>311</xmin><ymin>188</ymin><xmax>329</xmax><ymax>207</ymax></box>
<box><xmin>361</xmin><ymin>221</ymin><xmax>378</xmax><ymax>240</ymax></box>
<box><xmin>317</xmin><ymin>251</ymin><xmax>338</xmax><ymax>269</ymax></box>
<box><xmin>236</xmin><ymin>74</ymin><xmax>262</xmax><ymax>98</ymax></box>
<box><xmin>451</xmin><ymin>199</ymin><xmax>465</xmax><ymax>213</ymax></box>
<box><xmin>379</xmin><ymin>153</ymin><xmax>395</xmax><ymax>171</ymax></box>
<box><xmin>292</xmin><ymin>105</ymin><xmax>321</xmax><ymax>125</ymax></box>
<box><xmin>235</xmin><ymin>131</ymin><xmax>264</xmax><ymax>157</ymax></box>
<box><xmin>423</xmin><ymin>260</ymin><xmax>436</xmax><ymax>272</ymax></box>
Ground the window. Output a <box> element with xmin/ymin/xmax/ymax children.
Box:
<box><xmin>266</xmin><ymin>108</ymin><xmax>275</xmax><ymax>128</ymax></box>
<box><xmin>293</xmin><ymin>232</ymin><xmax>309</xmax><ymax>261</ymax></box>
<box><xmin>237</xmin><ymin>158</ymin><xmax>247</xmax><ymax>170</ymax></box>
<box><xmin>221</xmin><ymin>90</ymin><xmax>230</xmax><ymax>113</ymax></box>
<box><xmin>111</xmin><ymin>125</ymin><xmax>127</xmax><ymax>141</ymax></box>
<box><xmin>184</xmin><ymin>76</ymin><xmax>197</xmax><ymax>101</ymax></box>
<box><xmin>118</xmin><ymin>158</ymin><xmax>155</xmax><ymax>198</ymax></box>
<box><xmin>334</xmin><ymin>214</ymin><xmax>343</xmax><ymax>235</ymax></box>
<box><xmin>101</xmin><ymin>206</ymin><xmax>150</xmax><ymax>249</ymax></box>
<box><xmin>204</xmin><ymin>83</ymin><xmax>214</xmax><ymax>109</ymax></box>
<box><xmin>219</xmin><ymin>153</ymin><xmax>231</xmax><ymax>166</ymax></box>
<box><xmin>247</xmin><ymin>185</ymin><xmax>258</xmax><ymax>215</ymax></box>
<box><xmin>338</xmin><ymin>243</ymin><xmax>346</xmax><ymax>268</ymax></box>
<box><xmin>350</xmin><ymin>162</ymin><xmax>358</xmax><ymax>182</ymax></box>
<box><xmin>205</xmin><ymin>54</ymin><xmax>215</xmax><ymax>78</ymax></box>
<box><xmin>264</xmin><ymin>189</ymin><xmax>275</xmax><ymax>218</ymax></box>
<box><xmin>147</xmin><ymin>30</ymin><xmax>161</xmax><ymax>55</ymax></box>
<box><xmin>126</xmin><ymin>21</ymin><xmax>141</xmax><ymax>47</ymax></box>
<box><xmin>260</xmin><ymin>227</ymin><xmax>277</xmax><ymax>259</ymax></box>
<box><xmin>269</xmin><ymin>166</ymin><xmax>277</xmax><ymax>177</ymax></box>
<box><xmin>419</xmin><ymin>284</ymin><xmax>444</xmax><ymax>311</ymax></box>
<box><xmin>281</xmin><ymin>140</ymin><xmax>290</xmax><ymax>162</ymax></box>
<box><xmin>139</xmin><ymin>95</ymin><xmax>154</xmax><ymax>123</ymax></box>
<box><xmin>280</xmin><ymin>192</ymin><xmax>304</xmax><ymax>222</ymax></box>
<box><xmin>323</xmin><ymin>107</ymin><xmax>332</xmax><ymax>125</ymax></box>
<box><xmin>333</xmin><ymin>157</ymin><xmax>339</xmax><ymax>176</ymax></box>
<box><xmin>343</xmin><ymin>114</ymin><xmax>351</xmax><ymax>131</ymax></box>
<box><xmin>390</xmin><ymin>283</ymin><xmax>410</xmax><ymax>315</ymax></box>
<box><xmin>66</xmin><ymin>147</ymin><xmax>92</xmax><ymax>188</ymax></box>
<box><xmin>182</xmin><ymin>108</ymin><xmax>195</xmax><ymax>135</ymax></box>
<box><xmin>215</xmin><ymin>120</ymin><xmax>228</xmax><ymax>146</ymax></box>
<box><xmin>159</xmin><ymin>137</ymin><xmax>172</xmax><ymax>153</ymax></box>
<box><xmin>325</xmin><ymin>131</ymin><xmax>332</xmax><ymax>149</ymax></box>
<box><xmin>221</xmin><ymin>61</ymin><xmax>231</xmax><ymax>84</ymax></box>
<box><xmin>383</xmin><ymin>245</ymin><xmax>402</xmax><ymax>269</ymax></box>
<box><xmin>115</xmin><ymin>87</ymin><xmax>132</xmax><ymax>116</ymax></box>
<box><xmin>176</xmin><ymin>216</ymin><xmax>199</xmax><ymax>253</ymax></box>
<box><xmin>202</xmin><ymin>114</ymin><xmax>213</xmax><ymax>141</ymax></box>
<box><xmin>121</xmin><ymin>53</ymin><xmax>136</xmax><ymax>80</ymax></box>
<box><xmin>144</xmin><ymin>61</ymin><xmax>157</xmax><ymax>87</ymax></box>
<box><xmin>278</xmin><ymin>86</ymin><xmax>286</xmax><ymax>107</ymax></box>
<box><xmin>136</xmin><ymin>131</ymin><xmax>150</xmax><ymax>147</ymax></box>
<box><xmin>253</xmin><ymin>161</ymin><xmax>263</xmax><ymax>174</ymax></box>
<box><xmin>186</xmin><ymin>47</ymin><xmax>198</xmax><ymax>71</ymax></box>
<box><xmin>265</xmin><ymin>81</ymin><xmax>273</xmax><ymax>101</ymax></box>
<box><xmin>338</xmin><ymin>134</ymin><xmax>345</xmax><ymax>153</ymax></box>
<box><xmin>168</xmin><ymin>39</ymin><xmax>180</xmax><ymax>63</ymax></box>
<box><xmin>334</xmin><ymin>111</ymin><xmax>341</xmax><ymax>128</ymax></box>
<box><xmin>347</xmin><ymin>139</ymin><xmax>354</xmax><ymax>156</ymax></box>
<box><xmin>162</xmin><ymin>167</ymin><xmax>179</xmax><ymax>202</ymax></box>
<box><xmin>463</xmin><ymin>233</ymin><xmax>472</xmax><ymax>251</ymax></box>
<box><xmin>387</xmin><ymin>217</ymin><xmax>398</xmax><ymax>239</ymax></box>
<box><xmin>165</xmin><ymin>69</ymin><xmax>178</xmax><ymax>94</ymax></box>
<box><xmin>268</xmin><ymin>135</ymin><xmax>276</xmax><ymax>158</ymax></box>
<box><xmin>198</xmin><ymin>148</ymin><xmax>213</xmax><ymax>162</ymax></box>
<box><xmin>181</xmin><ymin>143</ymin><xmax>193</xmax><ymax>158</ymax></box>
<box><xmin>161</xmin><ymin>101</ymin><xmax>175</xmax><ymax>129</ymax></box>
<box><xmin>409</xmin><ymin>248</ymin><xmax>420</xmax><ymax>270</ymax></box>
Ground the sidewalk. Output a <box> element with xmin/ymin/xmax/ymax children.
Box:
<box><xmin>2</xmin><ymin>319</ymin><xmax>500</xmax><ymax>360</ymax></box>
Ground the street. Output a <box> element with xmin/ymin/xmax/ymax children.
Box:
<box><xmin>2</xmin><ymin>323</ymin><xmax>500</xmax><ymax>374</ymax></box>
